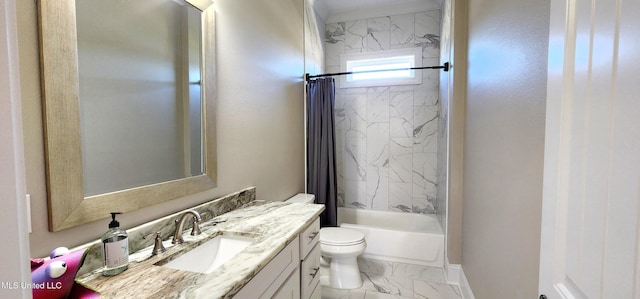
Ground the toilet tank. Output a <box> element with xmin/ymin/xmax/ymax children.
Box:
<box><xmin>286</xmin><ymin>193</ymin><xmax>315</xmax><ymax>203</ymax></box>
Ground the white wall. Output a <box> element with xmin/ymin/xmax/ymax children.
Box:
<box><xmin>18</xmin><ymin>0</ymin><xmax>305</xmax><ymax>258</ymax></box>
<box><xmin>462</xmin><ymin>0</ymin><xmax>549</xmax><ymax>297</ymax></box>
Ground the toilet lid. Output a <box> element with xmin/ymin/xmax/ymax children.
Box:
<box><xmin>320</xmin><ymin>227</ymin><xmax>365</xmax><ymax>246</ymax></box>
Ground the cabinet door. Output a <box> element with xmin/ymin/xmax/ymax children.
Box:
<box><xmin>273</xmin><ymin>268</ymin><xmax>301</xmax><ymax>299</ymax></box>
<box><xmin>235</xmin><ymin>237</ymin><xmax>300</xmax><ymax>298</ymax></box>
<box><xmin>307</xmin><ymin>282</ymin><xmax>320</xmax><ymax>299</ymax></box>
<box><xmin>300</xmin><ymin>244</ymin><xmax>321</xmax><ymax>299</ymax></box>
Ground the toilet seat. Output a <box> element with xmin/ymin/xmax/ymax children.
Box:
<box><xmin>320</xmin><ymin>228</ymin><xmax>365</xmax><ymax>246</ymax></box>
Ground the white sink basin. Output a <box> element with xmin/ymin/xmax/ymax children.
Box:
<box><xmin>161</xmin><ymin>235</ymin><xmax>254</xmax><ymax>274</ymax></box>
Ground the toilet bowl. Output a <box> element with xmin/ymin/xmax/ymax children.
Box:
<box><xmin>319</xmin><ymin>227</ymin><xmax>366</xmax><ymax>289</ymax></box>
<box><xmin>286</xmin><ymin>193</ymin><xmax>367</xmax><ymax>289</ymax></box>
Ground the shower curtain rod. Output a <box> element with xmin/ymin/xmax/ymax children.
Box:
<box><xmin>305</xmin><ymin>62</ymin><xmax>449</xmax><ymax>81</ymax></box>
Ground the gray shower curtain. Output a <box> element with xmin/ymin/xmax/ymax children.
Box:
<box><xmin>306</xmin><ymin>77</ymin><xmax>337</xmax><ymax>227</ymax></box>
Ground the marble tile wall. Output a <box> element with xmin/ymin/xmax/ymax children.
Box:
<box><xmin>325</xmin><ymin>10</ymin><xmax>441</xmax><ymax>214</ymax></box>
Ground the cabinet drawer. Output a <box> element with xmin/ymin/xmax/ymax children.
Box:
<box><xmin>300</xmin><ymin>243</ymin><xmax>321</xmax><ymax>299</ymax></box>
<box><xmin>299</xmin><ymin>218</ymin><xmax>320</xmax><ymax>259</ymax></box>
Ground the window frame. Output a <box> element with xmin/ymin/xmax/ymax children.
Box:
<box><xmin>339</xmin><ymin>48</ymin><xmax>423</xmax><ymax>88</ymax></box>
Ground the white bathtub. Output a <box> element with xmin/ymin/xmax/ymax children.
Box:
<box><xmin>337</xmin><ymin>207</ymin><xmax>444</xmax><ymax>267</ymax></box>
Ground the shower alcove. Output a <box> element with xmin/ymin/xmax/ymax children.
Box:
<box><xmin>304</xmin><ymin>0</ymin><xmax>455</xmax><ymax>267</ymax></box>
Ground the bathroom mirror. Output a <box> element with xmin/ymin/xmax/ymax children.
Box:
<box><xmin>38</xmin><ymin>0</ymin><xmax>217</xmax><ymax>231</ymax></box>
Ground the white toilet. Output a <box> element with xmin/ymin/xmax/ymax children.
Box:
<box><xmin>287</xmin><ymin>194</ymin><xmax>366</xmax><ymax>289</ymax></box>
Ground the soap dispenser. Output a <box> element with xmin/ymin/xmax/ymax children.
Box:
<box><xmin>101</xmin><ymin>212</ymin><xmax>129</xmax><ymax>276</ymax></box>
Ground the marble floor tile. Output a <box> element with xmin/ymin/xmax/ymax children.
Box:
<box><xmin>323</xmin><ymin>258</ymin><xmax>461</xmax><ymax>299</ymax></box>
<box><xmin>391</xmin><ymin>263</ymin><xmax>446</xmax><ymax>283</ymax></box>
<box><xmin>322</xmin><ymin>287</ymin><xmax>366</xmax><ymax>299</ymax></box>
<box><xmin>413</xmin><ymin>281</ymin><xmax>462</xmax><ymax>299</ymax></box>
<box><xmin>363</xmin><ymin>291</ymin><xmax>413</xmax><ymax>299</ymax></box>
<box><xmin>360</xmin><ymin>272</ymin><xmax>413</xmax><ymax>297</ymax></box>
<box><xmin>358</xmin><ymin>258</ymin><xmax>394</xmax><ymax>276</ymax></box>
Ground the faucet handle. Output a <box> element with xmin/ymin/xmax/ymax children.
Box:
<box><xmin>172</xmin><ymin>219</ymin><xmax>183</xmax><ymax>244</ymax></box>
<box><xmin>143</xmin><ymin>232</ymin><xmax>167</xmax><ymax>256</ymax></box>
<box><xmin>191</xmin><ymin>218</ymin><xmax>201</xmax><ymax>236</ymax></box>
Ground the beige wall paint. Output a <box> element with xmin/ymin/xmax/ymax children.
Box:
<box><xmin>18</xmin><ymin>0</ymin><xmax>305</xmax><ymax>257</ymax></box>
<box><xmin>462</xmin><ymin>0</ymin><xmax>548</xmax><ymax>297</ymax></box>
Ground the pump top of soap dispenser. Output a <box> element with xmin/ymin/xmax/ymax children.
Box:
<box><xmin>108</xmin><ymin>212</ymin><xmax>122</xmax><ymax>228</ymax></box>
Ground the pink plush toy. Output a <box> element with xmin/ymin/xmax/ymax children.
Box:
<box><xmin>30</xmin><ymin>247</ymin><xmax>101</xmax><ymax>299</ymax></box>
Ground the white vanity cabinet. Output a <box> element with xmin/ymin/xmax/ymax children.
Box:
<box><xmin>234</xmin><ymin>236</ymin><xmax>300</xmax><ymax>298</ymax></box>
<box><xmin>234</xmin><ymin>217</ymin><xmax>321</xmax><ymax>299</ymax></box>
<box><xmin>298</xmin><ymin>218</ymin><xmax>321</xmax><ymax>299</ymax></box>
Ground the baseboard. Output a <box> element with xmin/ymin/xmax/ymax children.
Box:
<box><xmin>360</xmin><ymin>253</ymin><xmax>443</xmax><ymax>268</ymax></box>
<box><xmin>445</xmin><ymin>263</ymin><xmax>461</xmax><ymax>285</ymax></box>
<box><xmin>458</xmin><ymin>267</ymin><xmax>475</xmax><ymax>299</ymax></box>
<box><xmin>445</xmin><ymin>260</ymin><xmax>475</xmax><ymax>299</ymax></box>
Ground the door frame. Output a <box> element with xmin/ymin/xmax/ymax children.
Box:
<box><xmin>0</xmin><ymin>0</ymin><xmax>32</xmax><ymax>298</ymax></box>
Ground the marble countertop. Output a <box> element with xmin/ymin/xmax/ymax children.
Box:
<box><xmin>76</xmin><ymin>201</ymin><xmax>324</xmax><ymax>298</ymax></box>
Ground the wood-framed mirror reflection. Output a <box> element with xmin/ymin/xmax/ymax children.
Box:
<box><xmin>38</xmin><ymin>0</ymin><xmax>217</xmax><ymax>232</ymax></box>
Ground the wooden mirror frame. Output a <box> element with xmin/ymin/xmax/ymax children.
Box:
<box><xmin>38</xmin><ymin>0</ymin><xmax>217</xmax><ymax>231</ymax></box>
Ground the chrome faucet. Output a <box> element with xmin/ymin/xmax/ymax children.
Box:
<box><xmin>172</xmin><ymin>210</ymin><xmax>202</xmax><ymax>244</ymax></box>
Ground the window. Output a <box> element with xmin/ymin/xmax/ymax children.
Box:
<box><xmin>340</xmin><ymin>48</ymin><xmax>423</xmax><ymax>88</ymax></box>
